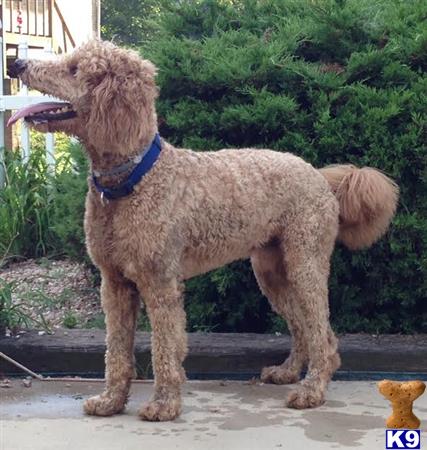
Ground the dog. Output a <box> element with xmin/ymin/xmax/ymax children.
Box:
<box><xmin>8</xmin><ymin>39</ymin><xmax>398</xmax><ymax>421</ymax></box>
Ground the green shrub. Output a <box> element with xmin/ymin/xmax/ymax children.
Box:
<box><xmin>0</xmin><ymin>141</ymin><xmax>88</xmax><ymax>264</ymax></box>
<box><xmin>101</xmin><ymin>0</ymin><xmax>159</xmax><ymax>46</ymax></box>
<box><xmin>0</xmin><ymin>146</ymin><xmax>55</xmax><ymax>261</ymax></box>
<box><xmin>50</xmin><ymin>143</ymin><xmax>88</xmax><ymax>262</ymax></box>
<box><xmin>63</xmin><ymin>312</ymin><xmax>78</xmax><ymax>329</ymax></box>
<box><xmin>141</xmin><ymin>0</ymin><xmax>426</xmax><ymax>333</ymax></box>
<box><xmin>0</xmin><ymin>279</ymin><xmax>32</xmax><ymax>333</ymax></box>
<box><xmin>0</xmin><ymin>278</ymin><xmax>52</xmax><ymax>333</ymax></box>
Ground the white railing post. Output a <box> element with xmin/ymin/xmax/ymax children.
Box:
<box><xmin>45</xmin><ymin>133</ymin><xmax>55</xmax><ymax>171</ymax></box>
<box><xmin>0</xmin><ymin>36</ymin><xmax>5</xmax><ymax>188</ymax></box>
<box><xmin>44</xmin><ymin>44</ymin><xmax>55</xmax><ymax>171</ymax></box>
<box><xmin>18</xmin><ymin>40</ymin><xmax>30</xmax><ymax>163</ymax></box>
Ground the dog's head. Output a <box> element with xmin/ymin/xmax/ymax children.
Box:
<box><xmin>8</xmin><ymin>40</ymin><xmax>158</xmax><ymax>154</ymax></box>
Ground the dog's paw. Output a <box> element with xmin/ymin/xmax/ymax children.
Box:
<box><xmin>261</xmin><ymin>365</ymin><xmax>300</xmax><ymax>385</ymax></box>
<box><xmin>83</xmin><ymin>394</ymin><xmax>126</xmax><ymax>416</ymax></box>
<box><xmin>138</xmin><ymin>396</ymin><xmax>181</xmax><ymax>422</ymax></box>
<box><xmin>286</xmin><ymin>384</ymin><xmax>325</xmax><ymax>409</ymax></box>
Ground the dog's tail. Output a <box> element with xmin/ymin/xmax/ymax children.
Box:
<box><xmin>319</xmin><ymin>165</ymin><xmax>399</xmax><ymax>250</ymax></box>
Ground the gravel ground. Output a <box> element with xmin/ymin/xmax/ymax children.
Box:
<box><xmin>0</xmin><ymin>259</ymin><xmax>101</xmax><ymax>335</ymax></box>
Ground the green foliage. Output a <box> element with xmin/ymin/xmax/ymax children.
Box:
<box><xmin>0</xmin><ymin>147</ymin><xmax>55</xmax><ymax>261</ymax></box>
<box><xmin>101</xmin><ymin>0</ymin><xmax>159</xmax><ymax>46</ymax></box>
<box><xmin>84</xmin><ymin>310</ymin><xmax>152</xmax><ymax>332</ymax></box>
<box><xmin>141</xmin><ymin>0</ymin><xmax>427</xmax><ymax>333</ymax></box>
<box><xmin>0</xmin><ymin>278</ymin><xmax>52</xmax><ymax>333</ymax></box>
<box><xmin>49</xmin><ymin>144</ymin><xmax>88</xmax><ymax>262</ymax></box>
<box><xmin>63</xmin><ymin>312</ymin><xmax>78</xmax><ymax>329</ymax></box>
<box><xmin>0</xmin><ymin>279</ymin><xmax>32</xmax><ymax>333</ymax></box>
<box><xmin>0</xmin><ymin>141</ymin><xmax>87</xmax><ymax>265</ymax></box>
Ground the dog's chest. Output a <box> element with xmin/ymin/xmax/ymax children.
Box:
<box><xmin>85</xmin><ymin>192</ymin><xmax>174</xmax><ymax>278</ymax></box>
<box><xmin>85</xmin><ymin>196</ymin><xmax>141</xmax><ymax>265</ymax></box>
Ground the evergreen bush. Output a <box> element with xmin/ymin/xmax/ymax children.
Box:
<box><xmin>141</xmin><ymin>0</ymin><xmax>426</xmax><ymax>333</ymax></box>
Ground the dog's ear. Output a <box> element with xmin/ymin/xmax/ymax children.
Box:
<box><xmin>87</xmin><ymin>56</ymin><xmax>158</xmax><ymax>152</ymax></box>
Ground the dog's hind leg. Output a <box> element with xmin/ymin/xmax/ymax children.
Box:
<box><xmin>281</xmin><ymin>203</ymin><xmax>341</xmax><ymax>409</ymax></box>
<box><xmin>251</xmin><ymin>245</ymin><xmax>307</xmax><ymax>384</ymax></box>
<box><xmin>284</xmin><ymin>254</ymin><xmax>340</xmax><ymax>409</ymax></box>
<box><xmin>84</xmin><ymin>270</ymin><xmax>140</xmax><ymax>416</ymax></box>
<box><xmin>137</xmin><ymin>278</ymin><xmax>187</xmax><ymax>421</ymax></box>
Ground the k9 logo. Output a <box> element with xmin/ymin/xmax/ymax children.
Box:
<box><xmin>386</xmin><ymin>430</ymin><xmax>421</xmax><ymax>449</ymax></box>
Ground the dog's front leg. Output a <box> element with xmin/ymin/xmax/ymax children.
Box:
<box><xmin>138</xmin><ymin>279</ymin><xmax>187</xmax><ymax>421</ymax></box>
<box><xmin>84</xmin><ymin>270</ymin><xmax>139</xmax><ymax>416</ymax></box>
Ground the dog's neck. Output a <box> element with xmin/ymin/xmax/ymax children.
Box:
<box><xmin>86</xmin><ymin>132</ymin><xmax>158</xmax><ymax>187</ymax></box>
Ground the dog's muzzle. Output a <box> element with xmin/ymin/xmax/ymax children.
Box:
<box><xmin>8</xmin><ymin>59</ymin><xmax>28</xmax><ymax>78</ymax></box>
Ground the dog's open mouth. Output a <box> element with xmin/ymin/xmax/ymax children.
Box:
<box><xmin>7</xmin><ymin>102</ymin><xmax>77</xmax><ymax>127</ymax></box>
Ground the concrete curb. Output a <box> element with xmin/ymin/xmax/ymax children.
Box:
<box><xmin>1</xmin><ymin>330</ymin><xmax>426</xmax><ymax>378</ymax></box>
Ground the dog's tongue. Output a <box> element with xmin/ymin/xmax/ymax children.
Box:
<box><xmin>7</xmin><ymin>102</ymin><xmax>68</xmax><ymax>127</ymax></box>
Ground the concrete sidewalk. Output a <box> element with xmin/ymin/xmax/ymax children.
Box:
<box><xmin>1</xmin><ymin>380</ymin><xmax>426</xmax><ymax>450</ymax></box>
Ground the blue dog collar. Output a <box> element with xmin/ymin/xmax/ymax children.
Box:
<box><xmin>92</xmin><ymin>133</ymin><xmax>162</xmax><ymax>200</ymax></box>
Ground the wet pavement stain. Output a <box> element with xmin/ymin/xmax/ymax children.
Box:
<box><xmin>291</xmin><ymin>410</ymin><xmax>384</xmax><ymax>447</ymax></box>
<box><xmin>324</xmin><ymin>400</ymin><xmax>347</xmax><ymax>408</ymax></box>
<box><xmin>217</xmin><ymin>408</ymin><xmax>289</xmax><ymax>431</ymax></box>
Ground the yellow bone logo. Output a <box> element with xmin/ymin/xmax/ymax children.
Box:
<box><xmin>378</xmin><ymin>380</ymin><xmax>426</xmax><ymax>429</ymax></box>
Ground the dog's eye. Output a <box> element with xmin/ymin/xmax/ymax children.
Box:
<box><xmin>69</xmin><ymin>65</ymin><xmax>78</xmax><ymax>76</ymax></box>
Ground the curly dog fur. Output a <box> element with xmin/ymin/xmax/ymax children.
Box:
<box><xmin>14</xmin><ymin>40</ymin><xmax>398</xmax><ymax>420</ymax></box>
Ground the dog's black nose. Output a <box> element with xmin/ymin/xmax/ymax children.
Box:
<box><xmin>8</xmin><ymin>59</ymin><xmax>28</xmax><ymax>78</ymax></box>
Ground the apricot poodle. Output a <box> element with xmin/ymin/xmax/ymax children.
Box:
<box><xmin>8</xmin><ymin>40</ymin><xmax>398</xmax><ymax>421</ymax></box>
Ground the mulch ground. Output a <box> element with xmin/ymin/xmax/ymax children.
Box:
<box><xmin>0</xmin><ymin>259</ymin><xmax>101</xmax><ymax>335</ymax></box>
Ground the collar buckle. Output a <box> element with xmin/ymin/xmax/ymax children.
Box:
<box><xmin>100</xmin><ymin>191</ymin><xmax>107</xmax><ymax>206</ymax></box>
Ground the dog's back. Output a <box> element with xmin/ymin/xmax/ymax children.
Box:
<box><xmin>165</xmin><ymin>146</ymin><xmax>334</xmax><ymax>278</ymax></box>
